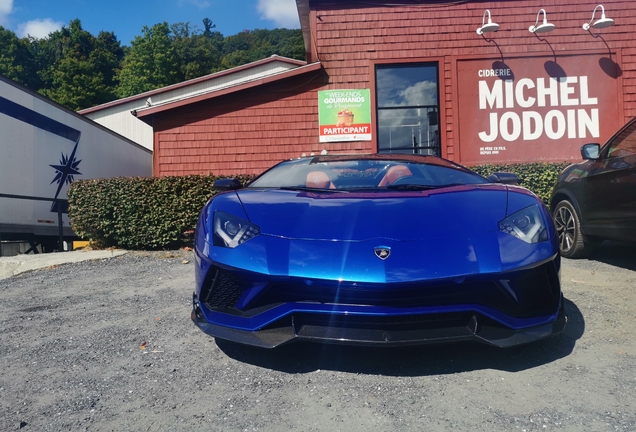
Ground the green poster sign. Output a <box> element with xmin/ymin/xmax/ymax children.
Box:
<box><xmin>318</xmin><ymin>89</ymin><xmax>372</xmax><ymax>142</ymax></box>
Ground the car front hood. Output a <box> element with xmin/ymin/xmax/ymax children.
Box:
<box><xmin>236</xmin><ymin>184</ymin><xmax>509</xmax><ymax>241</ymax></box>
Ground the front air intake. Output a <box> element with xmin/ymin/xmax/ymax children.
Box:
<box><xmin>200</xmin><ymin>267</ymin><xmax>247</xmax><ymax>308</ymax></box>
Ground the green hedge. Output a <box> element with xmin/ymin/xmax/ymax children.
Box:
<box><xmin>67</xmin><ymin>162</ymin><xmax>570</xmax><ymax>250</ymax></box>
<box><xmin>67</xmin><ymin>175</ymin><xmax>255</xmax><ymax>249</ymax></box>
<box><xmin>470</xmin><ymin>162</ymin><xmax>570</xmax><ymax>203</ymax></box>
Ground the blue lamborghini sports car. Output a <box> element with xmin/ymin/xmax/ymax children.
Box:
<box><xmin>192</xmin><ymin>154</ymin><xmax>566</xmax><ymax>348</ymax></box>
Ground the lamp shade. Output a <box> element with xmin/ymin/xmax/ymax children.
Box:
<box><xmin>476</xmin><ymin>10</ymin><xmax>500</xmax><ymax>35</ymax></box>
<box><xmin>583</xmin><ymin>5</ymin><xmax>614</xmax><ymax>30</ymax></box>
<box><xmin>529</xmin><ymin>9</ymin><xmax>555</xmax><ymax>34</ymax></box>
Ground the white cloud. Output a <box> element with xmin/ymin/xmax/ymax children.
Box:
<box><xmin>400</xmin><ymin>80</ymin><xmax>438</xmax><ymax>107</ymax></box>
<box><xmin>17</xmin><ymin>18</ymin><xmax>63</xmax><ymax>39</ymax></box>
<box><xmin>257</xmin><ymin>0</ymin><xmax>300</xmax><ymax>28</ymax></box>
<box><xmin>377</xmin><ymin>70</ymin><xmax>437</xmax><ymax>108</ymax></box>
<box><xmin>177</xmin><ymin>0</ymin><xmax>210</xmax><ymax>9</ymax></box>
<box><xmin>0</xmin><ymin>0</ymin><xmax>12</xmax><ymax>14</ymax></box>
<box><xmin>0</xmin><ymin>0</ymin><xmax>13</xmax><ymax>25</ymax></box>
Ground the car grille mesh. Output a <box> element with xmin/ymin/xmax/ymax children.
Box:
<box><xmin>201</xmin><ymin>267</ymin><xmax>246</xmax><ymax>308</ymax></box>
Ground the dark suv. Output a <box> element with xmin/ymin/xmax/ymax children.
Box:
<box><xmin>550</xmin><ymin>117</ymin><xmax>636</xmax><ymax>258</ymax></box>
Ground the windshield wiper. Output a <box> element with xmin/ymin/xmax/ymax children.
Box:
<box><xmin>385</xmin><ymin>184</ymin><xmax>438</xmax><ymax>190</ymax></box>
<box><xmin>386</xmin><ymin>183</ymin><xmax>468</xmax><ymax>190</ymax></box>
<box><xmin>279</xmin><ymin>186</ymin><xmax>349</xmax><ymax>193</ymax></box>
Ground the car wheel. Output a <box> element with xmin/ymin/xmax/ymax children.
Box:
<box><xmin>553</xmin><ymin>200</ymin><xmax>595</xmax><ymax>258</ymax></box>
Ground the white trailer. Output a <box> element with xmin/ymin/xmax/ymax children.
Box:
<box><xmin>0</xmin><ymin>75</ymin><xmax>152</xmax><ymax>255</ymax></box>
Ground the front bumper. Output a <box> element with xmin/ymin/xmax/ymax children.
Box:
<box><xmin>191</xmin><ymin>295</ymin><xmax>567</xmax><ymax>349</ymax></box>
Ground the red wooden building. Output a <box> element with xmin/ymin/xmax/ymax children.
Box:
<box><xmin>110</xmin><ymin>1</ymin><xmax>636</xmax><ymax>176</ymax></box>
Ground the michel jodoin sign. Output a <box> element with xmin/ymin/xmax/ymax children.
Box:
<box><xmin>457</xmin><ymin>54</ymin><xmax>620</xmax><ymax>163</ymax></box>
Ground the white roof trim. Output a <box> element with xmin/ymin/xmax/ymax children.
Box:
<box><xmin>134</xmin><ymin>61</ymin><xmax>322</xmax><ymax>115</ymax></box>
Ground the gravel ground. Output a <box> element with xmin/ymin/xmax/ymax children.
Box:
<box><xmin>1</xmin><ymin>244</ymin><xmax>636</xmax><ymax>431</ymax></box>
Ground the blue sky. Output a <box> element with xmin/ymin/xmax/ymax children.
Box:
<box><xmin>0</xmin><ymin>0</ymin><xmax>300</xmax><ymax>45</ymax></box>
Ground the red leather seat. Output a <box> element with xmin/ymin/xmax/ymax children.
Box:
<box><xmin>378</xmin><ymin>165</ymin><xmax>412</xmax><ymax>186</ymax></box>
<box><xmin>306</xmin><ymin>171</ymin><xmax>334</xmax><ymax>189</ymax></box>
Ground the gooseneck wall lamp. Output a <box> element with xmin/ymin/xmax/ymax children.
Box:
<box><xmin>583</xmin><ymin>5</ymin><xmax>614</xmax><ymax>30</ymax></box>
<box><xmin>476</xmin><ymin>10</ymin><xmax>500</xmax><ymax>35</ymax></box>
<box><xmin>529</xmin><ymin>9</ymin><xmax>556</xmax><ymax>34</ymax></box>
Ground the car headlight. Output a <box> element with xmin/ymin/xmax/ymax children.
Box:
<box><xmin>213</xmin><ymin>211</ymin><xmax>260</xmax><ymax>248</ymax></box>
<box><xmin>499</xmin><ymin>205</ymin><xmax>548</xmax><ymax>244</ymax></box>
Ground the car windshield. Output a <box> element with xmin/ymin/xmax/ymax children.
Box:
<box><xmin>247</xmin><ymin>156</ymin><xmax>489</xmax><ymax>191</ymax></box>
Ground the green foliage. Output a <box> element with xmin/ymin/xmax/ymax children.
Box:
<box><xmin>220</xmin><ymin>28</ymin><xmax>304</xmax><ymax>69</ymax></box>
<box><xmin>67</xmin><ymin>175</ymin><xmax>254</xmax><ymax>250</ymax></box>
<box><xmin>115</xmin><ymin>22</ymin><xmax>304</xmax><ymax>98</ymax></box>
<box><xmin>115</xmin><ymin>22</ymin><xmax>179</xmax><ymax>97</ymax></box>
<box><xmin>33</xmin><ymin>19</ymin><xmax>124</xmax><ymax>110</ymax></box>
<box><xmin>170</xmin><ymin>22</ymin><xmax>222</xmax><ymax>81</ymax></box>
<box><xmin>470</xmin><ymin>162</ymin><xmax>570</xmax><ymax>203</ymax></box>
<box><xmin>0</xmin><ymin>26</ymin><xmax>38</xmax><ymax>88</ymax></box>
<box><xmin>1</xmin><ymin>18</ymin><xmax>305</xmax><ymax>108</ymax></box>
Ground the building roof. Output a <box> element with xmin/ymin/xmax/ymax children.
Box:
<box><xmin>132</xmin><ymin>60</ymin><xmax>322</xmax><ymax>122</ymax></box>
<box><xmin>296</xmin><ymin>0</ymin><xmax>311</xmax><ymax>56</ymax></box>
<box><xmin>78</xmin><ymin>55</ymin><xmax>309</xmax><ymax>115</ymax></box>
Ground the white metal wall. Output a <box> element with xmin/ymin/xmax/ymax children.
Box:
<box><xmin>83</xmin><ymin>61</ymin><xmax>299</xmax><ymax>150</ymax></box>
<box><xmin>0</xmin><ymin>76</ymin><xmax>152</xmax><ymax>233</ymax></box>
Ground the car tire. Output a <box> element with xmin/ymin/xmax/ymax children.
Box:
<box><xmin>553</xmin><ymin>200</ymin><xmax>596</xmax><ymax>258</ymax></box>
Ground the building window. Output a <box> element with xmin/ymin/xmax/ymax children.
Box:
<box><xmin>375</xmin><ymin>63</ymin><xmax>440</xmax><ymax>155</ymax></box>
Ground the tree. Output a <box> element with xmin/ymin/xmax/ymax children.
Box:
<box><xmin>116</xmin><ymin>22</ymin><xmax>179</xmax><ymax>98</ymax></box>
<box><xmin>116</xmin><ymin>19</ymin><xmax>228</xmax><ymax>97</ymax></box>
<box><xmin>171</xmin><ymin>21</ymin><xmax>221</xmax><ymax>81</ymax></box>
<box><xmin>202</xmin><ymin>18</ymin><xmax>215</xmax><ymax>37</ymax></box>
<box><xmin>0</xmin><ymin>26</ymin><xmax>39</xmax><ymax>88</ymax></box>
<box><xmin>202</xmin><ymin>18</ymin><xmax>224</xmax><ymax>59</ymax></box>
<box><xmin>219</xmin><ymin>29</ymin><xmax>305</xmax><ymax>69</ymax></box>
<box><xmin>95</xmin><ymin>31</ymin><xmax>125</xmax><ymax>88</ymax></box>
<box><xmin>261</xmin><ymin>28</ymin><xmax>305</xmax><ymax>60</ymax></box>
<box><xmin>33</xmin><ymin>19</ymin><xmax>123</xmax><ymax>110</ymax></box>
<box><xmin>6</xmin><ymin>18</ymin><xmax>306</xmax><ymax>104</ymax></box>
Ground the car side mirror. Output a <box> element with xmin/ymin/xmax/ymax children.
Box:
<box><xmin>580</xmin><ymin>143</ymin><xmax>601</xmax><ymax>160</ymax></box>
<box><xmin>487</xmin><ymin>172</ymin><xmax>519</xmax><ymax>185</ymax></box>
<box><xmin>214</xmin><ymin>178</ymin><xmax>242</xmax><ymax>191</ymax></box>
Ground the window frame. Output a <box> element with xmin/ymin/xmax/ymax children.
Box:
<box><xmin>373</xmin><ymin>61</ymin><xmax>442</xmax><ymax>156</ymax></box>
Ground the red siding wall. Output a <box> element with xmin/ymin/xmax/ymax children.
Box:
<box><xmin>311</xmin><ymin>0</ymin><xmax>636</xmax><ymax>163</ymax></box>
<box><xmin>154</xmin><ymin>0</ymin><xmax>636</xmax><ymax>175</ymax></box>
<box><xmin>154</xmin><ymin>72</ymin><xmax>333</xmax><ymax>176</ymax></box>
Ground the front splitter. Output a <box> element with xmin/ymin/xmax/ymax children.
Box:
<box><xmin>191</xmin><ymin>300</ymin><xmax>567</xmax><ymax>349</ymax></box>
